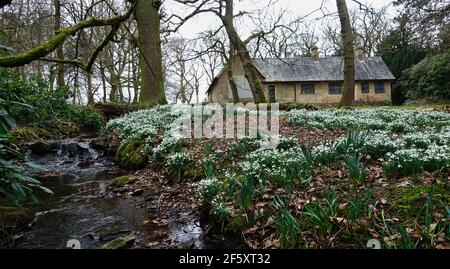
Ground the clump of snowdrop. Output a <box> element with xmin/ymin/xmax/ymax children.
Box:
<box><xmin>288</xmin><ymin>108</ymin><xmax>450</xmax><ymax>133</ymax></box>
<box><xmin>105</xmin><ymin>105</ymin><xmax>192</xmax><ymax>158</ymax></box>
<box><xmin>198</xmin><ymin>177</ymin><xmax>221</xmax><ymax>200</ymax></box>
<box><xmin>166</xmin><ymin>152</ymin><xmax>190</xmax><ymax>183</ymax></box>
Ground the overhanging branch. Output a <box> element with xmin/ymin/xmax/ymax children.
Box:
<box><xmin>0</xmin><ymin>2</ymin><xmax>136</xmax><ymax>68</ymax></box>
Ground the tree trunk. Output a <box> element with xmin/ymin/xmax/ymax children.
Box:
<box><xmin>110</xmin><ymin>73</ymin><xmax>118</xmax><ymax>102</ymax></box>
<box><xmin>179</xmin><ymin>60</ymin><xmax>187</xmax><ymax>104</ymax></box>
<box><xmin>336</xmin><ymin>0</ymin><xmax>355</xmax><ymax>106</ymax></box>
<box><xmin>225</xmin><ymin>0</ymin><xmax>240</xmax><ymax>104</ymax></box>
<box><xmin>135</xmin><ymin>0</ymin><xmax>166</xmax><ymax>106</ymax></box>
<box><xmin>221</xmin><ymin>1</ymin><xmax>267</xmax><ymax>103</ymax></box>
<box><xmin>132</xmin><ymin>54</ymin><xmax>139</xmax><ymax>103</ymax></box>
<box><xmin>100</xmin><ymin>62</ymin><xmax>107</xmax><ymax>103</ymax></box>
<box><xmin>73</xmin><ymin>68</ymin><xmax>79</xmax><ymax>105</ymax></box>
<box><xmin>86</xmin><ymin>71</ymin><xmax>94</xmax><ymax>105</ymax></box>
<box><xmin>54</xmin><ymin>0</ymin><xmax>65</xmax><ymax>88</ymax></box>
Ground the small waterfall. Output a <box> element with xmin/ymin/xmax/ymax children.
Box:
<box><xmin>26</xmin><ymin>139</ymin><xmax>102</xmax><ymax>173</ymax></box>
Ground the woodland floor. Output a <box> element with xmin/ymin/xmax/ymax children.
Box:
<box><xmin>116</xmin><ymin>114</ymin><xmax>450</xmax><ymax>249</ymax></box>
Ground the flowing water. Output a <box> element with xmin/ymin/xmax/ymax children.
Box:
<box><xmin>14</xmin><ymin>138</ymin><xmax>212</xmax><ymax>249</ymax></box>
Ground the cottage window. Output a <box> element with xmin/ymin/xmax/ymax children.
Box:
<box><xmin>375</xmin><ymin>82</ymin><xmax>385</xmax><ymax>93</ymax></box>
<box><xmin>328</xmin><ymin>82</ymin><xmax>343</xmax><ymax>94</ymax></box>
<box><xmin>268</xmin><ymin>85</ymin><xmax>276</xmax><ymax>103</ymax></box>
<box><xmin>301</xmin><ymin>83</ymin><xmax>315</xmax><ymax>94</ymax></box>
<box><xmin>361</xmin><ymin>82</ymin><xmax>370</xmax><ymax>94</ymax></box>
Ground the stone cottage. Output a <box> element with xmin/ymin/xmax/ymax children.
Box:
<box><xmin>206</xmin><ymin>48</ymin><xmax>395</xmax><ymax>104</ymax></box>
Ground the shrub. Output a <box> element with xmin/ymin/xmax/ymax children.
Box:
<box><xmin>64</xmin><ymin>106</ymin><xmax>103</xmax><ymax>132</ymax></box>
<box><xmin>399</xmin><ymin>49</ymin><xmax>450</xmax><ymax>101</ymax></box>
<box><xmin>0</xmin><ymin>69</ymin><xmax>102</xmax><ymax>133</ymax></box>
<box><xmin>0</xmin><ymin>107</ymin><xmax>53</xmax><ymax>206</ymax></box>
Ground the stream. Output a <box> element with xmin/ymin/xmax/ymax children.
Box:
<box><xmin>14</xmin><ymin>138</ymin><xmax>214</xmax><ymax>249</ymax></box>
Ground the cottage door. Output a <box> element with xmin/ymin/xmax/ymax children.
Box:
<box><xmin>268</xmin><ymin>86</ymin><xmax>276</xmax><ymax>103</ymax></box>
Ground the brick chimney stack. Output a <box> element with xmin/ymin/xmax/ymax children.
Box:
<box><xmin>355</xmin><ymin>47</ymin><xmax>365</xmax><ymax>61</ymax></box>
<box><xmin>311</xmin><ymin>45</ymin><xmax>319</xmax><ymax>62</ymax></box>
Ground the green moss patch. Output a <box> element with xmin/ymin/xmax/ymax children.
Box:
<box><xmin>111</xmin><ymin>175</ymin><xmax>137</xmax><ymax>188</ymax></box>
<box><xmin>393</xmin><ymin>185</ymin><xmax>450</xmax><ymax>213</ymax></box>
<box><xmin>115</xmin><ymin>140</ymin><xmax>148</xmax><ymax>170</ymax></box>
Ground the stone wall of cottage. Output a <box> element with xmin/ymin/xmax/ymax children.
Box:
<box><xmin>207</xmin><ymin>57</ymin><xmax>392</xmax><ymax>104</ymax></box>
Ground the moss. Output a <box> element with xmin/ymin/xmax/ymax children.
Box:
<box><xmin>11</xmin><ymin>122</ymin><xmax>80</xmax><ymax>140</ymax></box>
<box><xmin>10</xmin><ymin>127</ymin><xmax>40</xmax><ymax>140</ymax></box>
<box><xmin>54</xmin><ymin>120</ymin><xmax>80</xmax><ymax>136</ymax></box>
<box><xmin>394</xmin><ymin>185</ymin><xmax>450</xmax><ymax>213</ymax></box>
<box><xmin>0</xmin><ymin>206</ymin><xmax>34</xmax><ymax>229</ymax></box>
<box><xmin>226</xmin><ymin>213</ymin><xmax>250</xmax><ymax>232</ymax></box>
<box><xmin>111</xmin><ymin>175</ymin><xmax>137</xmax><ymax>188</ymax></box>
<box><xmin>115</xmin><ymin>140</ymin><xmax>148</xmax><ymax>170</ymax></box>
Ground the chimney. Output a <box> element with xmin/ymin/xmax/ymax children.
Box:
<box><xmin>355</xmin><ymin>47</ymin><xmax>365</xmax><ymax>61</ymax></box>
<box><xmin>311</xmin><ymin>45</ymin><xmax>319</xmax><ymax>62</ymax></box>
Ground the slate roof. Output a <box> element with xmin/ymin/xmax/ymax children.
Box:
<box><xmin>253</xmin><ymin>57</ymin><xmax>396</xmax><ymax>82</ymax></box>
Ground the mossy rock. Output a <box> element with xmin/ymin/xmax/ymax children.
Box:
<box><xmin>115</xmin><ymin>140</ymin><xmax>148</xmax><ymax>170</ymax></box>
<box><xmin>393</xmin><ymin>185</ymin><xmax>450</xmax><ymax>215</ymax></box>
<box><xmin>0</xmin><ymin>206</ymin><xmax>34</xmax><ymax>229</ymax></box>
<box><xmin>54</xmin><ymin>120</ymin><xmax>81</xmax><ymax>136</ymax></box>
<box><xmin>111</xmin><ymin>175</ymin><xmax>137</xmax><ymax>188</ymax></box>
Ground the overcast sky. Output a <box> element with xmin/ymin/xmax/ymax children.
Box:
<box><xmin>166</xmin><ymin>0</ymin><xmax>396</xmax><ymax>39</ymax></box>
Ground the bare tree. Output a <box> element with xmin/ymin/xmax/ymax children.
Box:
<box><xmin>336</xmin><ymin>0</ymin><xmax>355</xmax><ymax>106</ymax></box>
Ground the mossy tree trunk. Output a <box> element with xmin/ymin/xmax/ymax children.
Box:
<box><xmin>336</xmin><ymin>0</ymin><xmax>355</xmax><ymax>106</ymax></box>
<box><xmin>225</xmin><ymin>0</ymin><xmax>240</xmax><ymax>104</ymax></box>
<box><xmin>135</xmin><ymin>0</ymin><xmax>167</xmax><ymax>106</ymax></box>
<box><xmin>54</xmin><ymin>0</ymin><xmax>65</xmax><ymax>89</ymax></box>
<box><xmin>0</xmin><ymin>4</ymin><xmax>136</xmax><ymax>68</ymax></box>
<box><xmin>221</xmin><ymin>2</ymin><xmax>267</xmax><ymax>104</ymax></box>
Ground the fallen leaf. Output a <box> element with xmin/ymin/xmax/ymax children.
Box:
<box><xmin>339</xmin><ymin>202</ymin><xmax>348</xmax><ymax>210</ymax></box>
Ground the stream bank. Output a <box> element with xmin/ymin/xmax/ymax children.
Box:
<box><xmin>2</xmin><ymin>136</ymin><xmax>244</xmax><ymax>249</ymax></box>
